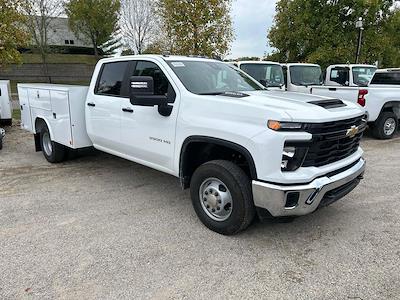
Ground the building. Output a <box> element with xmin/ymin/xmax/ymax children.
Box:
<box><xmin>45</xmin><ymin>17</ymin><xmax>92</xmax><ymax>48</ymax></box>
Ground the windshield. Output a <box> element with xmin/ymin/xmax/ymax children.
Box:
<box><xmin>240</xmin><ymin>63</ymin><xmax>284</xmax><ymax>87</ymax></box>
<box><xmin>290</xmin><ymin>65</ymin><xmax>322</xmax><ymax>86</ymax></box>
<box><xmin>167</xmin><ymin>60</ymin><xmax>264</xmax><ymax>95</ymax></box>
<box><xmin>352</xmin><ymin>67</ymin><xmax>377</xmax><ymax>86</ymax></box>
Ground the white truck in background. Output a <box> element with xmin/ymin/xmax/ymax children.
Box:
<box><xmin>281</xmin><ymin>63</ymin><xmax>323</xmax><ymax>93</ymax></box>
<box><xmin>18</xmin><ymin>55</ymin><xmax>367</xmax><ymax>235</ymax></box>
<box><xmin>311</xmin><ymin>65</ymin><xmax>400</xmax><ymax>139</ymax></box>
<box><xmin>230</xmin><ymin>61</ymin><xmax>285</xmax><ymax>90</ymax></box>
<box><xmin>0</xmin><ymin>80</ymin><xmax>13</xmax><ymax>150</ymax></box>
<box><xmin>0</xmin><ymin>80</ymin><xmax>13</xmax><ymax>126</ymax></box>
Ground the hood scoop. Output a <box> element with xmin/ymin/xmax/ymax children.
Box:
<box><xmin>308</xmin><ymin>99</ymin><xmax>346</xmax><ymax>109</ymax></box>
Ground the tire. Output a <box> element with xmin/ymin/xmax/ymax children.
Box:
<box><xmin>39</xmin><ymin>124</ymin><xmax>66</xmax><ymax>163</ymax></box>
<box><xmin>0</xmin><ymin>119</ymin><xmax>12</xmax><ymax>126</ymax></box>
<box><xmin>190</xmin><ymin>160</ymin><xmax>255</xmax><ymax>235</ymax></box>
<box><xmin>371</xmin><ymin>111</ymin><xmax>398</xmax><ymax>140</ymax></box>
<box><xmin>0</xmin><ymin>137</ymin><xmax>2</xmax><ymax>150</ymax></box>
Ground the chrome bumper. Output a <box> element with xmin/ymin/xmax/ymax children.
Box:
<box><xmin>252</xmin><ymin>158</ymin><xmax>366</xmax><ymax>217</ymax></box>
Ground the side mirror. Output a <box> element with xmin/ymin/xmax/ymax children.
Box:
<box><xmin>129</xmin><ymin>76</ymin><xmax>168</xmax><ymax>107</ymax></box>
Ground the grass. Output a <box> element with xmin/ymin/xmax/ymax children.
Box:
<box><xmin>12</xmin><ymin>109</ymin><xmax>21</xmax><ymax>121</ymax></box>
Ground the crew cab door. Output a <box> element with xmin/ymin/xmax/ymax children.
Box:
<box><xmin>120</xmin><ymin>60</ymin><xmax>179</xmax><ymax>173</ymax></box>
<box><xmin>86</xmin><ymin>61</ymin><xmax>131</xmax><ymax>151</ymax></box>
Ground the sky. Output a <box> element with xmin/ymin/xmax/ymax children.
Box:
<box><xmin>228</xmin><ymin>0</ymin><xmax>278</xmax><ymax>59</ymax></box>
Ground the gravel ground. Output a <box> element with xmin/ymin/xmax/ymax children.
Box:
<box><xmin>0</xmin><ymin>122</ymin><xmax>399</xmax><ymax>300</ymax></box>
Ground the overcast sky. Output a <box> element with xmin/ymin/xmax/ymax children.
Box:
<box><xmin>228</xmin><ymin>0</ymin><xmax>278</xmax><ymax>59</ymax></box>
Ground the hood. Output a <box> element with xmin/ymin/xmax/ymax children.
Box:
<box><xmin>229</xmin><ymin>90</ymin><xmax>365</xmax><ymax>123</ymax></box>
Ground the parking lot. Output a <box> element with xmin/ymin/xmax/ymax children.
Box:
<box><xmin>0</xmin><ymin>122</ymin><xmax>399</xmax><ymax>300</ymax></box>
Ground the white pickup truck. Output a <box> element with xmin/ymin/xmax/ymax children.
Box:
<box><xmin>230</xmin><ymin>61</ymin><xmax>285</xmax><ymax>90</ymax></box>
<box><xmin>311</xmin><ymin>65</ymin><xmax>400</xmax><ymax>139</ymax></box>
<box><xmin>18</xmin><ymin>55</ymin><xmax>367</xmax><ymax>235</ymax></box>
<box><xmin>282</xmin><ymin>63</ymin><xmax>323</xmax><ymax>93</ymax></box>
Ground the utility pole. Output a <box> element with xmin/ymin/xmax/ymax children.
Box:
<box><xmin>355</xmin><ymin>17</ymin><xmax>364</xmax><ymax>64</ymax></box>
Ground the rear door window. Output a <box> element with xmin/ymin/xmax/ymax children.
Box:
<box><xmin>96</xmin><ymin>61</ymin><xmax>130</xmax><ymax>96</ymax></box>
<box><xmin>370</xmin><ymin>72</ymin><xmax>400</xmax><ymax>85</ymax></box>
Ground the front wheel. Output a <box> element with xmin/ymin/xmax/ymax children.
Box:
<box><xmin>371</xmin><ymin>111</ymin><xmax>398</xmax><ymax>139</ymax></box>
<box><xmin>39</xmin><ymin>125</ymin><xmax>67</xmax><ymax>163</ymax></box>
<box><xmin>190</xmin><ymin>160</ymin><xmax>255</xmax><ymax>235</ymax></box>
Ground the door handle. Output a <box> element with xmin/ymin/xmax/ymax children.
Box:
<box><xmin>328</xmin><ymin>88</ymin><xmax>337</xmax><ymax>91</ymax></box>
<box><xmin>87</xmin><ymin>102</ymin><xmax>96</xmax><ymax>107</ymax></box>
<box><xmin>122</xmin><ymin>108</ymin><xmax>134</xmax><ymax>113</ymax></box>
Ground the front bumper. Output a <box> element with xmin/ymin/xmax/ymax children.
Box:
<box><xmin>252</xmin><ymin>158</ymin><xmax>366</xmax><ymax>217</ymax></box>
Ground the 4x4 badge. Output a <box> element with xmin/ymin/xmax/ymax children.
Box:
<box><xmin>346</xmin><ymin>125</ymin><xmax>359</xmax><ymax>138</ymax></box>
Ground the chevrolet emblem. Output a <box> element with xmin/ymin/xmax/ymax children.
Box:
<box><xmin>346</xmin><ymin>125</ymin><xmax>359</xmax><ymax>138</ymax></box>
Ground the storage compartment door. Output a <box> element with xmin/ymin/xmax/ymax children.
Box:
<box><xmin>50</xmin><ymin>90</ymin><xmax>72</xmax><ymax>147</ymax></box>
<box><xmin>18</xmin><ymin>88</ymin><xmax>33</xmax><ymax>131</ymax></box>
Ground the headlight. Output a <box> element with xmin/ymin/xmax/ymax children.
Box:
<box><xmin>281</xmin><ymin>145</ymin><xmax>308</xmax><ymax>171</ymax></box>
<box><xmin>268</xmin><ymin>120</ymin><xmax>304</xmax><ymax>131</ymax></box>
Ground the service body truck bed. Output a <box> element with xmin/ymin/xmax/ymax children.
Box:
<box><xmin>19</xmin><ymin>84</ymin><xmax>92</xmax><ymax>149</ymax></box>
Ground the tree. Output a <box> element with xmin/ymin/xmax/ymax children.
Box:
<box><xmin>120</xmin><ymin>0</ymin><xmax>157</xmax><ymax>54</ymax></box>
<box><xmin>267</xmin><ymin>0</ymin><xmax>400</xmax><ymax>68</ymax></box>
<box><xmin>65</xmin><ymin>0</ymin><xmax>120</xmax><ymax>57</ymax></box>
<box><xmin>21</xmin><ymin>0</ymin><xmax>64</xmax><ymax>82</ymax></box>
<box><xmin>0</xmin><ymin>0</ymin><xmax>29</xmax><ymax>66</ymax></box>
<box><xmin>155</xmin><ymin>0</ymin><xmax>234</xmax><ymax>58</ymax></box>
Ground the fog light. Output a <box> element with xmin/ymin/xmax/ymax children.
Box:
<box><xmin>283</xmin><ymin>146</ymin><xmax>296</xmax><ymax>158</ymax></box>
<box><xmin>281</xmin><ymin>144</ymin><xmax>309</xmax><ymax>172</ymax></box>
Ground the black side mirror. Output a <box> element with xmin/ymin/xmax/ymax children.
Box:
<box><xmin>129</xmin><ymin>76</ymin><xmax>168</xmax><ymax>107</ymax></box>
<box><xmin>129</xmin><ymin>76</ymin><xmax>173</xmax><ymax>116</ymax></box>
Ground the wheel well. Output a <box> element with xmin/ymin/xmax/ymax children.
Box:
<box><xmin>35</xmin><ymin>118</ymin><xmax>47</xmax><ymax>133</ymax></box>
<box><xmin>381</xmin><ymin>102</ymin><xmax>400</xmax><ymax>119</ymax></box>
<box><xmin>179</xmin><ymin>137</ymin><xmax>257</xmax><ymax>189</ymax></box>
<box><xmin>34</xmin><ymin>118</ymin><xmax>47</xmax><ymax>151</ymax></box>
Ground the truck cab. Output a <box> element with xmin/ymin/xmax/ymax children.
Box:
<box><xmin>282</xmin><ymin>63</ymin><xmax>323</xmax><ymax>93</ymax></box>
<box><xmin>325</xmin><ymin>64</ymin><xmax>377</xmax><ymax>87</ymax></box>
<box><xmin>232</xmin><ymin>61</ymin><xmax>285</xmax><ymax>90</ymax></box>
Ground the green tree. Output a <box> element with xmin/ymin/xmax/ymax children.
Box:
<box><xmin>0</xmin><ymin>0</ymin><xmax>29</xmax><ymax>66</ymax></box>
<box><xmin>156</xmin><ymin>0</ymin><xmax>234</xmax><ymax>58</ymax></box>
<box><xmin>65</xmin><ymin>0</ymin><xmax>120</xmax><ymax>57</ymax></box>
<box><xmin>267</xmin><ymin>0</ymin><xmax>400</xmax><ymax>68</ymax></box>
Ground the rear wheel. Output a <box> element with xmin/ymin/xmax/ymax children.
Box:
<box><xmin>40</xmin><ymin>125</ymin><xmax>66</xmax><ymax>163</ymax></box>
<box><xmin>371</xmin><ymin>111</ymin><xmax>398</xmax><ymax>139</ymax></box>
<box><xmin>0</xmin><ymin>119</ymin><xmax>12</xmax><ymax>126</ymax></box>
<box><xmin>0</xmin><ymin>128</ymin><xmax>4</xmax><ymax>150</ymax></box>
<box><xmin>190</xmin><ymin>160</ymin><xmax>255</xmax><ymax>235</ymax></box>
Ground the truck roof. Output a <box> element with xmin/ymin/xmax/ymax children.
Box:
<box><xmin>98</xmin><ymin>54</ymin><xmax>220</xmax><ymax>64</ymax></box>
<box><xmin>236</xmin><ymin>61</ymin><xmax>281</xmax><ymax>65</ymax></box>
<box><xmin>283</xmin><ymin>63</ymin><xmax>320</xmax><ymax>67</ymax></box>
<box><xmin>328</xmin><ymin>64</ymin><xmax>377</xmax><ymax>68</ymax></box>
<box><xmin>375</xmin><ymin>68</ymin><xmax>400</xmax><ymax>73</ymax></box>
